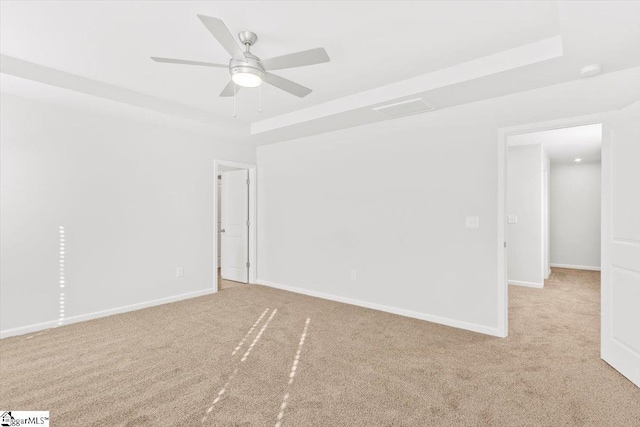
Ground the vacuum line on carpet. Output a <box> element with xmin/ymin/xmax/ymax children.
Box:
<box><xmin>201</xmin><ymin>308</ymin><xmax>279</xmax><ymax>423</ymax></box>
<box><xmin>275</xmin><ymin>317</ymin><xmax>310</xmax><ymax>427</ymax></box>
<box><xmin>232</xmin><ymin>308</ymin><xmax>269</xmax><ymax>355</ymax></box>
<box><xmin>241</xmin><ymin>308</ymin><xmax>278</xmax><ymax>362</ymax></box>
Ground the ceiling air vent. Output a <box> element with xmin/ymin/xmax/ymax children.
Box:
<box><xmin>373</xmin><ymin>98</ymin><xmax>435</xmax><ymax>118</ymax></box>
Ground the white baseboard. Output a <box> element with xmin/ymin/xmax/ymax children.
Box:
<box><xmin>550</xmin><ymin>263</ymin><xmax>601</xmax><ymax>271</ymax></box>
<box><xmin>0</xmin><ymin>288</ymin><xmax>215</xmax><ymax>339</ymax></box>
<box><xmin>256</xmin><ymin>279</ymin><xmax>503</xmax><ymax>337</ymax></box>
<box><xmin>508</xmin><ymin>280</ymin><xmax>544</xmax><ymax>289</ymax></box>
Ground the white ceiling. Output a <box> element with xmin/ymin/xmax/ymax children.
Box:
<box><xmin>509</xmin><ymin>123</ymin><xmax>602</xmax><ymax>163</ymax></box>
<box><xmin>0</xmin><ymin>1</ymin><xmax>560</xmax><ymax>122</ymax></box>
<box><xmin>1</xmin><ymin>1</ymin><xmax>639</xmax><ymax>143</ymax></box>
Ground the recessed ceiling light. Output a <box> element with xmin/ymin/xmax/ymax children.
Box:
<box><xmin>575</xmin><ymin>158</ymin><xmax>582</xmax><ymax>162</ymax></box>
<box><xmin>580</xmin><ymin>64</ymin><xmax>602</xmax><ymax>78</ymax></box>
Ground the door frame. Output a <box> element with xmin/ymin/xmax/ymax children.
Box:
<box><xmin>497</xmin><ymin>111</ymin><xmax>612</xmax><ymax>338</ymax></box>
<box><xmin>213</xmin><ymin>159</ymin><xmax>257</xmax><ymax>292</ymax></box>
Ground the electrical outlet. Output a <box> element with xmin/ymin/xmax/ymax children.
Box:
<box><xmin>351</xmin><ymin>270</ymin><xmax>357</xmax><ymax>281</ymax></box>
<box><xmin>466</xmin><ymin>216</ymin><xmax>480</xmax><ymax>229</ymax></box>
<box><xmin>176</xmin><ymin>267</ymin><xmax>184</xmax><ymax>278</ymax></box>
<box><xmin>508</xmin><ymin>215</ymin><xmax>518</xmax><ymax>224</ymax></box>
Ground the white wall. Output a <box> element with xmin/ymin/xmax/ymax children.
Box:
<box><xmin>507</xmin><ymin>144</ymin><xmax>544</xmax><ymax>287</ymax></box>
<box><xmin>0</xmin><ymin>94</ymin><xmax>255</xmax><ymax>336</ymax></box>
<box><xmin>258</xmin><ymin>114</ymin><xmax>501</xmax><ymax>336</ymax></box>
<box><xmin>256</xmin><ymin>67</ymin><xmax>639</xmax><ymax>337</ymax></box>
<box><xmin>550</xmin><ymin>161</ymin><xmax>601</xmax><ymax>269</ymax></box>
<box><xmin>4</xmin><ymin>67</ymin><xmax>633</xmax><ymax>339</ymax></box>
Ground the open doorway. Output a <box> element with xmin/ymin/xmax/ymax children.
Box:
<box><xmin>213</xmin><ymin>160</ymin><xmax>257</xmax><ymax>292</ymax></box>
<box><xmin>506</xmin><ymin>123</ymin><xmax>602</xmax><ymax>289</ymax></box>
<box><xmin>498</xmin><ymin>103</ymin><xmax>640</xmax><ymax>387</ymax></box>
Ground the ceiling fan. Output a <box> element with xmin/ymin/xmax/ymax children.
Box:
<box><xmin>151</xmin><ymin>15</ymin><xmax>330</xmax><ymax>98</ymax></box>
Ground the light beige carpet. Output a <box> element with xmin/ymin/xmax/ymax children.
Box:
<box><xmin>1</xmin><ymin>268</ymin><xmax>638</xmax><ymax>426</ymax></box>
<box><xmin>219</xmin><ymin>277</ymin><xmax>246</xmax><ymax>290</ymax></box>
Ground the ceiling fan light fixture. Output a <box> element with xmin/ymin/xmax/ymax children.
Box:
<box><xmin>231</xmin><ymin>66</ymin><xmax>263</xmax><ymax>88</ymax></box>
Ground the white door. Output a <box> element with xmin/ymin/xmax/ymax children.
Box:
<box><xmin>601</xmin><ymin>101</ymin><xmax>640</xmax><ymax>387</ymax></box>
<box><xmin>221</xmin><ymin>169</ymin><xmax>249</xmax><ymax>283</ymax></box>
<box><xmin>217</xmin><ymin>178</ymin><xmax>222</xmax><ymax>266</ymax></box>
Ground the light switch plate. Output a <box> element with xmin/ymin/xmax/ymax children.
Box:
<box><xmin>176</xmin><ymin>267</ymin><xmax>184</xmax><ymax>277</ymax></box>
<box><xmin>508</xmin><ymin>215</ymin><xmax>518</xmax><ymax>224</ymax></box>
<box><xmin>466</xmin><ymin>216</ymin><xmax>480</xmax><ymax>229</ymax></box>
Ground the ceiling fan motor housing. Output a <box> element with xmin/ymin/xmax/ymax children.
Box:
<box><xmin>229</xmin><ymin>52</ymin><xmax>265</xmax><ymax>81</ymax></box>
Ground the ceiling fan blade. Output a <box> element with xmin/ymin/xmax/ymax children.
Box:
<box><xmin>151</xmin><ymin>57</ymin><xmax>227</xmax><ymax>68</ymax></box>
<box><xmin>261</xmin><ymin>48</ymin><xmax>330</xmax><ymax>71</ymax></box>
<box><xmin>219</xmin><ymin>81</ymin><xmax>240</xmax><ymax>97</ymax></box>
<box><xmin>197</xmin><ymin>15</ymin><xmax>246</xmax><ymax>60</ymax></box>
<box><xmin>263</xmin><ymin>72</ymin><xmax>312</xmax><ymax>98</ymax></box>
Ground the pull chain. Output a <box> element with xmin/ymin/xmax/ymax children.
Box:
<box><xmin>258</xmin><ymin>84</ymin><xmax>263</xmax><ymax>113</ymax></box>
<box><xmin>232</xmin><ymin>83</ymin><xmax>237</xmax><ymax>118</ymax></box>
